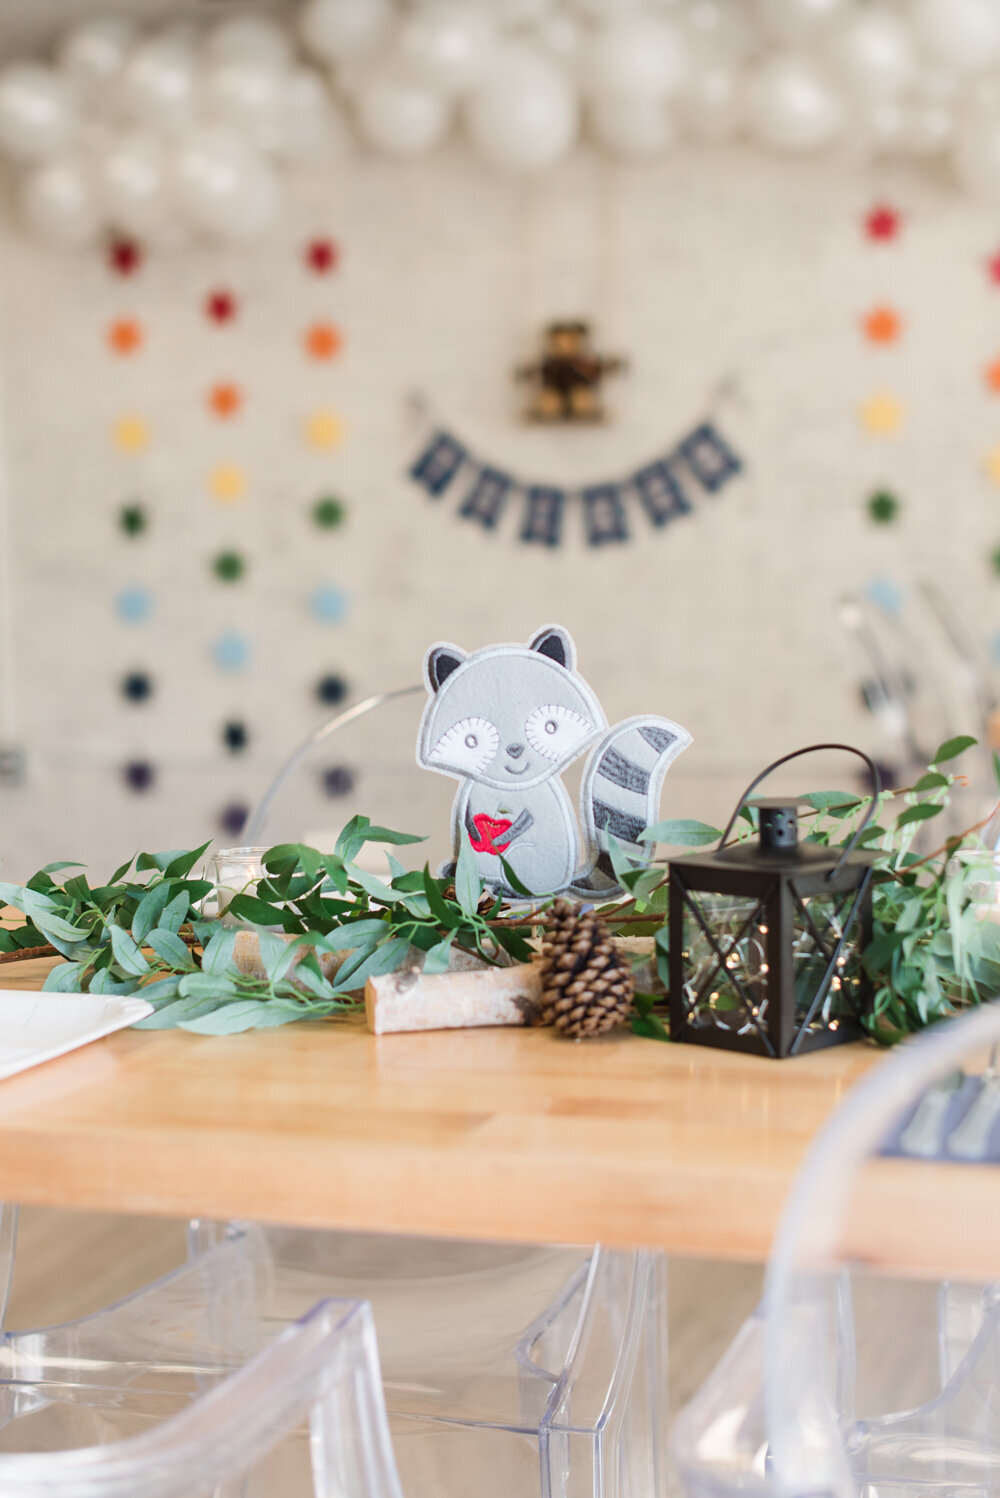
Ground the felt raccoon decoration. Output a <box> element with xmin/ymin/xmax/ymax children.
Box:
<box><xmin>417</xmin><ymin>624</ymin><xmax>691</xmax><ymax>900</ymax></box>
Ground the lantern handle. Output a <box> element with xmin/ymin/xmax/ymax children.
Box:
<box><xmin>717</xmin><ymin>743</ymin><xmax>882</xmax><ymax>880</ymax></box>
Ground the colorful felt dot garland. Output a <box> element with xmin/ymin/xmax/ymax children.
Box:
<box><xmin>105</xmin><ymin>234</ymin><xmax>355</xmax><ymax>814</ymax></box>
<box><xmin>859</xmin><ymin>201</ymin><xmax>906</xmax><ymax>529</ymax></box>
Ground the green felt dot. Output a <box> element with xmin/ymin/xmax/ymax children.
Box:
<box><xmin>212</xmin><ymin>550</ymin><xmax>246</xmax><ymax>583</ymax></box>
<box><xmin>312</xmin><ymin>495</ymin><xmax>346</xmax><ymax>529</ymax></box>
<box><xmin>990</xmin><ymin>545</ymin><xmax>1000</xmax><ymax>577</ymax></box>
<box><xmin>118</xmin><ymin>502</ymin><xmax>148</xmax><ymax>537</ymax></box>
<box><xmin>867</xmin><ymin>489</ymin><xmax>901</xmax><ymax>525</ymax></box>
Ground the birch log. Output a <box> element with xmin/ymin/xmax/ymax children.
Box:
<box><xmin>366</xmin><ymin>962</ymin><xmax>544</xmax><ymax>1035</ymax></box>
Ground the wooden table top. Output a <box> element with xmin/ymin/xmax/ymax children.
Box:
<box><xmin>0</xmin><ymin>958</ymin><xmax>994</xmax><ymax>1275</ymax></box>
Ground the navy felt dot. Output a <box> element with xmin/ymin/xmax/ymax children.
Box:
<box><xmin>219</xmin><ymin>802</ymin><xmax>249</xmax><ymax>838</ymax></box>
<box><xmin>315</xmin><ymin>673</ymin><xmax>348</xmax><ymax>706</ymax></box>
<box><xmin>322</xmin><ymin>765</ymin><xmax>355</xmax><ymax>798</ymax></box>
<box><xmin>122</xmin><ymin>760</ymin><xmax>155</xmax><ymax>792</ymax></box>
<box><xmin>121</xmin><ymin>671</ymin><xmax>152</xmax><ymax>703</ymax></box>
<box><xmin>223</xmin><ymin>720</ymin><xmax>249</xmax><ymax>753</ymax></box>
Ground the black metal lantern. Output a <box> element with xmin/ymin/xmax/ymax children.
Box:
<box><xmin>667</xmin><ymin>745</ymin><xmax>880</xmax><ymax>1059</ymax></box>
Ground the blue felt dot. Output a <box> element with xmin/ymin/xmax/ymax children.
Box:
<box><xmin>864</xmin><ymin>575</ymin><xmax>904</xmax><ymax>618</ymax></box>
<box><xmin>310</xmin><ymin>584</ymin><xmax>348</xmax><ymax>624</ymax></box>
<box><xmin>116</xmin><ymin>585</ymin><xmax>152</xmax><ymax>624</ymax></box>
<box><xmin>211</xmin><ymin>631</ymin><xmax>251</xmax><ymax>672</ymax></box>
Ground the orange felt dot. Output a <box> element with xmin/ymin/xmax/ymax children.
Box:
<box><xmin>208</xmin><ymin>382</ymin><xmax>243</xmax><ymax>419</ymax></box>
<box><xmin>108</xmin><ymin>318</ymin><xmax>143</xmax><ymax>355</ymax></box>
<box><xmin>862</xmin><ymin>307</ymin><xmax>901</xmax><ymax>344</ymax></box>
<box><xmin>986</xmin><ymin>359</ymin><xmax>1000</xmax><ymax>394</ymax></box>
<box><xmin>305</xmin><ymin>322</ymin><xmax>343</xmax><ymax>360</ymax></box>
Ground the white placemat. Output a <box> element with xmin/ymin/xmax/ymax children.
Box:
<box><xmin>0</xmin><ymin>991</ymin><xmax>153</xmax><ymax>1080</ymax></box>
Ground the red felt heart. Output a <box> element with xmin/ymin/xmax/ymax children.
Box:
<box><xmin>469</xmin><ymin>814</ymin><xmax>513</xmax><ymax>855</ymax></box>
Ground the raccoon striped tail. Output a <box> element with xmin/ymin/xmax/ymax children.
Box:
<box><xmin>568</xmin><ymin>716</ymin><xmax>692</xmax><ymax>900</ymax></box>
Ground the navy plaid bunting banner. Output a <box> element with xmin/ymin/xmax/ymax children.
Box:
<box><xmin>408</xmin><ymin>420</ymin><xmax>743</xmax><ymax>545</ymax></box>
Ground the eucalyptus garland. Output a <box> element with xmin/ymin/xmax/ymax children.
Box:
<box><xmin>0</xmin><ymin>740</ymin><xmax>998</xmax><ymax>1044</ymax></box>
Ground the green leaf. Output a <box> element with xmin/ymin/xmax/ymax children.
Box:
<box><xmin>159</xmin><ymin>891</ymin><xmax>191</xmax><ymax>934</ymax></box>
<box><xmin>136</xmin><ymin>849</ymin><xmax>190</xmax><ymax>874</ymax></box>
<box><xmin>136</xmin><ymin>995</ymin><xmax>228</xmax><ymax>1029</ymax></box>
<box><xmin>498</xmin><ymin>857</ymin><xmax>534</xmax><ymax>899</ymax></box>
<box><xmin>348</xmin><ymin>867</ymin><xmax>399</xmax><ymax>905</ymax></box>
<box><xmin>323</xmin><ymin>919</ymin><xmax>388</xmax><ymax>951</ymax></box>
<box><xmin>931</xmin><ymin>734</ymin><xmax>977</xmax><ymax>765</ymax></box>
<box><xmin>109</xmin><ymin>923</ymin><xmax>150</xmax><ymax>976</ymax></box>
<box><xmin>631</xmin><ymin>1011</ymin><xmax>670</xmax><ymax>1042</ymax></box>
<box><xmin>39</xmin><ymin>861</ymin><xmax>85</xmax><ymax>875</ymax></box>
<box><xmin>334</xmin><ymin>937</ymin><xmax>410</xmax><ymax>991</ymax></box>
<box><xmin>132</xmin><ymin>883</ymin><xmax>173</xmax><ymax>945</ymax></box>
<box><xmin>639</xmin><ymin>819</ymin><xmax>721</xmax><ymax>847</ymax></box>
<box><xmin>43</xmin><ymin>962</ymin><xmax>85</xmax><ymax>993</ymax></box>
<box><xmin>107</xmin><ymin>856</ymin><xmax>136</xmax><ymax>884</ymax></box>
<box><xmin>200</xmin><ymin>926</ymin><xmax>238</xmax><ymax>977</ymax></box>
<box><xmin>421</xmin><ymin>867</ymin><xmax>462</xmax><ymax>929</ymax></box>
<box><xmin>88</xmin><ymin>968</ymin><xmax>141</xmax><ymax>996</ymax></box>
<box><xmin>895</xmin><ymin>802</ymin><xmax>944</xmax><ymax>829</ymax></box>
<box><xmin>177</xmin><ymin>972</ymin><xmax>239</xmax><ymax>1000</ymax></box>
<box><xmin>455</xmin><ymin>837</ymin><xmax>482</xmax><ymax>919</ymax></box>
<box><xmin>179</xmin><ymin>999</ymin><xmax>300</xmax><ymax>1034</ymax></box>
<box><xmin>800</xmin><ymin>792</ymin><xmax>861</xmax><ymax>811</ymax></box>
<box><xmin>422</xmin><ymin>935</ymin><xmax>454</xmax><ymax>975</ymax></box>
<box><xmin>147</xmin><ymin>929</ymin><xmax>196</xmax><ymax>971</ymax></box>
<box><xmin>227</xmin><ymin>892</ymin><xmax>287</xmax><ymax>927</ymax></box>
<box><xmin>912</xmin><ymin>772</ymin><xmax>950</xmax><ymax>793</ymax></box>
<box><xmin>162</xmin><ymin>843</ymin><xmax>212</xmax><ymax>880</ymax></box>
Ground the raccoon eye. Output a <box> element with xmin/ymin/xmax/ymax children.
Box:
<box><xmin>428</xmin><ymin>716</ymin><xmax>499</xmax><ymax>776</ymax></box>
<box><xmin>526</xmin><ymin>704</ymin><xmax>594</xmax><ymax>762</ymax></box>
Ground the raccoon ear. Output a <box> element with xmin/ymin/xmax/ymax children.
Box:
<box><xmin>425</xmin><ymin>643</ymin><xmax>467</xmax><ymax>692</ymax></box>
<box><xmin>528</xmin><ymin>625</ymin><xmax>576</xmax><ymax>671</ymax></box>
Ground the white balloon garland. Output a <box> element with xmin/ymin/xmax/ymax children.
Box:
<box><xmin>2</xmin><ymin>0</ymin><xmax>1000</xmax><ymax>249</ymax></box>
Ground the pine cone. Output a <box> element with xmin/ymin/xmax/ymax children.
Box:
<box><xmin>538</xmin><ymin>899</ymin><xmax>634</xmax><ymax>1039</ymax></box>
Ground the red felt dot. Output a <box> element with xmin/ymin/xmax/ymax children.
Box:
<box><xmin>108</xmin><ymin>238</ymin><xmax>143</xmax><ymax>276</ymax></box>
<box><xmin>988</xmin><ymin>252</ymin><xmax>1000</xmax><ymax>286</ymax></box>
<box><xmin>864</xmin><ymin>205</ymin><xmax>901</xmax><ymax>242</ymax></box>
<box><xmin>205</xmin><ymin>289</ymin><xmax>237</xmax><ymax>323</ymax></box>
<box><xmin>305</xmin><ymin>238</ymin><xmax>338</xmax><ymax>273</ymax></box>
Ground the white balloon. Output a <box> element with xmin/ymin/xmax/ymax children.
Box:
<box><xmin>465</xmin><ymin>44</ymin><xmax>578</xmax><ymax>171</ymax></box>
<box><xmin>119</xmin><ymin>34</ymin><xmax>196</xmax><ymax>132</ymax></box>
<box><xmin>755</xmin><ymin>0</ymin><xmax>849</xmax><ymax>44</ymax></box>
<box><xmin>202</xmin><ymin>57</ymin><xmax>285</xmax><ymax>149</ymax></box>
<box><xmin>954</xmin><ymin>106</ymin><xmax>1000</xmax><ymax>199</ymax></box>
<box><xmin>676</xmin><ymin>57</ymin><xmax>744</xmax><ymax>140</ymax></box>
<box><xmin>57</xmin><ymin>17</ymin><xmax>135</xmax><ymax>99</ymax></box>
<box><xmin>21</xmin><ymin>156</ymin><xmax>100</xmax><ymax>247</ymax></box>
<box><xmin>300</xmin><ymin>0</ymin><xmax>392</xmax><ymax>62</ymax></box>
<box><xmin>533</xmin><ymin>11</ymin><xmax>583</xmax><ymax>66</ymax></box>
<box><xmin>591</xmin><ymin>94</ymin><xmax>674</xmax><ymax>156</ymax></box>
<box><xmin>683</xmin><ymin>2</ymin><xmax>757</xmax><ymax>62</ymax></box>
<box><xmin>747</xmin><ymin>52</ymin><xmax>843</xmax><ymax>151</ymax></box>
<box><xmin>0</xmin><ymin>65</ymin><xmax>76</xmax><ymax>162</ymax></box>
<box><xmin>914</xmin><ymin>0</ymin><xmax>1000</xmax><ymax>76</ymax></box>
<box><xmin>275</xmin><ymin>69</ymin><xmax>350</xmax><ymax>160</ymax></box>
<box><xmin>583</xmin><ymin>16</ymin><xmax>690</xmax><ymax>101</ymax></box>
<box><xmin>99</xmin><ymin>132</ymin><xmax>168</xmax><ymax>236</ymax></box>
<box><xmin>356</xmin><ymin>64</ymin><xmax>452</xmax><ymax>156</ymax></box>
<box><xmin>173</xmin><ymin>126</ymin><xmax>279</xmax><ymax>240</ymax></box>
<box><xmin>206</xmin><ymin>17</ymin><xmax>293</xmax><ymax>72</ymax></box>
<box><xmin>835</xmin><ymin>8</ymin><xmax>917</xmax><ymax>98</ymax></box>
<box><xmin>396</xmin><ymin>3</ymin><xmax>497</xmax><ymax>94</ymax></box>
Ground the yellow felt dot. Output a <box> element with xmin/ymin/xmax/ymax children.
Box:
<box><xmin>860</xmin><ymin>393</ymin><xmax>903</xmax><ymax>436</ymax></box>
<box><xmin>113</xmin><ymin>415</ymin><xmax>150</xmax><ymax>452</ymax></box>
<box><xmin>305</xmin><ymin>410</ymin><xmax>344</xmax><ymax>449</ymax></box>
<box><xmin>209</xmin><ymin>463</ymin><xmax>247</xmax><ymax>503</ymax></box>
<box><xmin>984</xmin><ymin>447</ymin><xmax>1000</xmax><ymax>485</ymax></box>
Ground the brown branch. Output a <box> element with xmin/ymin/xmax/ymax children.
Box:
<box><xmin>0</xmin><ymin>944</ymin><xmax>56</xmax><ymax>964</ymax></box>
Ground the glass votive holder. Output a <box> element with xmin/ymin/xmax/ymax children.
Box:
<box><xmin>948</xmin><ymin>849</ymin><xmax>1000</xmax><ymax>924</ymax></box>
<box><xmin>212</xmin><ymin>846</ymin><xmax>268</xmax><ymax>925</ymax></box>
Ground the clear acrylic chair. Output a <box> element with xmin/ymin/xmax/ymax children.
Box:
<box><xmin>0</xmin><ymin>1223</ymin><xmax>403</xmax><ymax>1498</ymax></box>
<box><xmin>188</xmin><ymin>1224</ymin><xmax>667</xmax><ymax>1498</ymax></box>
<box><xmin>673</xmin><ymin>1000</ymin><xmax>1000</xmax><ymax>1498</ymax></box>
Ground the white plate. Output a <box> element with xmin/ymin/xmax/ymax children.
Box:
<box><xmin>0</xmin><ymin>991</ymin><xmax>153</xmax><ymax>1080</ymax></box>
